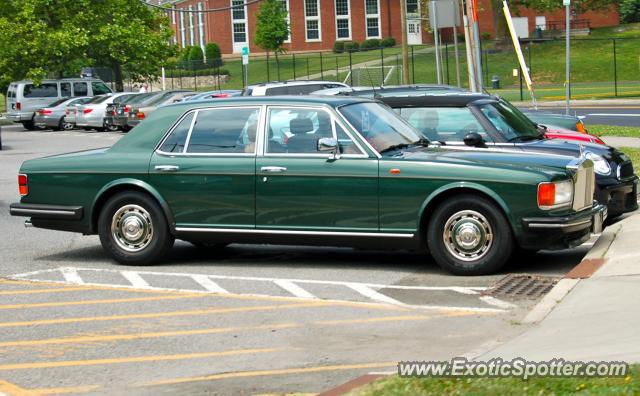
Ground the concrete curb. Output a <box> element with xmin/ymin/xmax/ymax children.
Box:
<box><xmin>521</xmin><ymin>224</ymin><xmax>620</xmax><ymax>324</ymax></box>
<box><xmin>511</xmin><ymin>98</ymin><xmax>640</xmax><ymax>107</ymax></box>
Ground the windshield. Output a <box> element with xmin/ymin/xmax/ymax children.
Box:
<box><xmin>85</xmin><ymin>95</ymin><xmax>111</xmax><ymax>104</ymax></box>
<box><xmin>479</xmin><ymin>102</ymin><xmax>542</xmax><ymax>142</ymax></box>
<box><xmin>339</xmin><ymin>102</ymin><xmax>426</xmax><ymax>154</ymax></box>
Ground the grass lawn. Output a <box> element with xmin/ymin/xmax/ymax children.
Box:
<box><xmin>589</xmin><ymin>124</ymin><xmax>640</xmax><ymax>138</ymax></box>
<box><xmin>353</xmin><ymin>364</ymin><xmax>639</xmax><ymax>396</ymax></box>
<box><xmin>0</xmin><ymin>93</ymin><xmax>5</xmax><ymax>114</ymax></box>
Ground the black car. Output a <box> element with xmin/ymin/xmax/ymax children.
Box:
<box><xmin>377</xmin><ymin>93</ymin><xmax>638</xmax><ymax>218</ymax></box>
<box><xmin>108</xmin><ymin>92</ymin><xmax>155</xmax><ymax>132</ymax></box>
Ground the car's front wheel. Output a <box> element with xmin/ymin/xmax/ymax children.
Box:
<box><xmin>427</xmin><ymin>195</ymin><xmax>513</xmax><ymax>275</ymax></box>
<box><xmin>98</xmin><ymin>191</ymin><xmax>174</xmax><ymax>265</ymax></box>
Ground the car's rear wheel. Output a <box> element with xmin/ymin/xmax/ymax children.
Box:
<box><xmin>22</xmin><ymin>119</ymin><xmax>40</xmax><ymax>131</ymax></box>
<box><xmin>98</xmin><ymin>191</ymin><xmax>174</xmax><ymax>265</ymax></box>
<box><xmin>427</xmin><ymin>195</ymin><xmax>513</xmax><ymax>275</ymax></box>
<box><xmin>61</xmin><ymin>119</ymin><xmax>74</xmax><ymax>131</ymax></box>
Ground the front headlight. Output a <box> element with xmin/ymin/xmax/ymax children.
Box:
<box><xmin>538</xmin><ymin>180</ymin><xmax>574</xmax><ymax>210</ymax></box>
<box><xmin>585</xmin><ymin>152</ymin><xmax>611</xmax><ymax>175</ymax></box>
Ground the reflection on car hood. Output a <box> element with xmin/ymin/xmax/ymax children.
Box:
<box><xmin>518</xmin><ymin>138</ymin><xmax>627</xmax><ymax>167</ymax></box>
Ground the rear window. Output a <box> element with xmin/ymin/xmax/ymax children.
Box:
<box><xmin>47</xmin><ymin>97</ymin><xmax>71</xmax><ymax>107</ymax></box>
<box><xmin>73</xmin><ymin>82</ymin><xmax>88</xmax><ymax>96</ymax></box>
<box><xmin>7</xmin><ymin>85</ymin><xmax>16</xmax><ymax>99</ymax></box>
<box><xmin>112</xmin><ymin>94</ymin><xmax>134</xmax><ymax>104</ymax></box>
<box><xmin>23</xmin><ymin>83</ymin><xmax>58</xmax><ymax>98</ymax></box>
<box><xmin>85</xmin><ymin>95</ymin><xmax>111</xmax><ymax>104</ymax></box>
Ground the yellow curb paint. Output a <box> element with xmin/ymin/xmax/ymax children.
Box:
<box><xmin>0</xmin><ymin>380</ymin><xmax>36</xmax><ymax>396</ymax></box>
<box><xmin>0</xmin><ymin>348</ymin><xmax>284</xmax><ymax>371</ymax></box>
<box><xmin>30</xmin><ymin>386</ymin><xmax>100</xmax><ymax>395</ymax></box>
<box><xmin>0</xmin><ymin>288</ymin><xmax>94</xmax><ymax>296</ymax></box>
<box><xmin>0</xmin><ymin>294</ymin><xmax>205</xmax><ymax>310</ymax></box>
<box><xmin>145</xmin><ymin>362</ymin><xmax>397</xmax><ymax>386</ymax></box>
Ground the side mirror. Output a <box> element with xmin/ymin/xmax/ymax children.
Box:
<box><xmin>317</xmin><ymin>137</ymin><xmax>341</xmax><ymax>160</ymax></box>
<box><xmin>463</xmin><ymin>132</ymin><xmax>485</xmax><ymax>147</ymax></box>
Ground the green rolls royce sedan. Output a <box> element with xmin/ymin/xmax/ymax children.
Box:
<box><xmin>9</xmin><ymin>96</ymin><xmax>606</xmax><ymax>275</ymax></box>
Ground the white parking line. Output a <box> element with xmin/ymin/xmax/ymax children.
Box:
<box><xmin>9</xmin><ymin>267</ymin><xmax>510</xmax><ymax>312</ymax></box>
<box><xmin>586</xmin><ymin>113</ymin><xmax>640</xmax><ymax>117</ymax></box>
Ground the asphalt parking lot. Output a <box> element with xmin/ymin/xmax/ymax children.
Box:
<box><xmin>0</xmin><ymin>124</ymin><xmax>599</xmax><ymax>395</ymax></box>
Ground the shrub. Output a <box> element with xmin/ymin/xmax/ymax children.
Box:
<box><xmin>188</xmin><ymin>46</ymin><xmax>204</xmax><ymax>62</ymax></box>
<box><xmin>620</xmin><ymin>0</ymin><xmax>640</xmax><ymax>22</ymax></box>
<box><xmin>380</xmin><ymin>37</ymin><xmax>396</xmax><ymax>47</ymax></box>
<box><xmin>481</xmin><ymin>32</ymin><xmax>491</xmax><ymax>40</ymax></box>
<box><xmin>333</xmin><ymin>41</ymin><xmax>345</xmax><ymax>53</ymax></box>
<box><xmin>205</xmin><ymin>43</ymin><xmax>224</xmax><ymax>67</ymax></box>
<box><xmin>360</xmin><ymin>38</ymin><xmax>381</xmax><ymax>50</ymax></box>
<box><xmin>343</xmin><ymin>41</ymin><xmax>360</xmax><ymax>52</ymax></box>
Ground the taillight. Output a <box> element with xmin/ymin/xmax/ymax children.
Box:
<box><xmin>136</xmin><ymin>112</ymin><xmax>145</xmax><ymax>120</ymax></box>
<box><xmin>124</xmin><ymin>105</ymin><xmax>131</xmax><ymax>113</ymax></box>
<box><xmin>16</xmin><ymin>102</ymin><xmax>21</xmax><ymax>110</ymax></box>
<box><xmin>39</xmin><ymin>109</ymin><xmax>52</xmax><ymax>115</ymax></box>
<box><xmin>18</xmin><ymin>174</ymin><xmax>28</xmax><ymax>196</ymax></box>
<box><xmin>83</xmin><ymin>109</ymin><xmax>93</xmax><ymax>114</ymax></box>
<box><xmin>111</xmin><ymin>110</ymin><xmax>116</xmax><ymax>116</ymax></box>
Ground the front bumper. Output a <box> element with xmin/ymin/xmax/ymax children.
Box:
<box><xmin>597</xmin><ymin>177</ymin><xmax>638</xmax><ymax>217</ymax></box>
<box><xmin>520</xmin><ymin>204</ymin><xmax>607</xmax><ymax>250</ymax></box>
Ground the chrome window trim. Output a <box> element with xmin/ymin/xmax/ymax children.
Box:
<box><xmin>155</xmin><ymin>105</ymin><xmax>262</xmax><ymax>157</ymax></box>
<box><xmin>175</xmin><ymin>227</ymin><xmax>414</xmax><ymax>238</ymax></box>
<box><xmin>263</xmin><ymin>105</ymin><xmax>369</xmax><ymax>159</ymax></box>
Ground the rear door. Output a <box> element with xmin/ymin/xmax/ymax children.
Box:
<box><xmin>6</xmin><ymin>84</ymin><xmax>16</xmax><ymax>113</ymax></box>
<box><xmin>20</xmin><ymin>82</ymin><xmax>60</xmax><ymax>112</ymax></box>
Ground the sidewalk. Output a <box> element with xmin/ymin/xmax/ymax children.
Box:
<box><xmin>480</xmin><ymin>212</ymin><xmax>640</xmax><ymax>362</ymax></box>
<box><xmin>602</xmin><ymin>136</ymin><xmax>640</xmax><ymax>148</ymax></box>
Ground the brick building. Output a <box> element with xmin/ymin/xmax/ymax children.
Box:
<box><xmin>161</xmin><ymin>0</ymin><xmax>619</xmax><ymax>55</ymax></box>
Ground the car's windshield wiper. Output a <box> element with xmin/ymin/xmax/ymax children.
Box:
<box><xmin>379</xmin><ymin>143</ymin><xmax>411</xmax><ymax>154</ymax></box>
<box><xmin>507</xmin><ymin>135</ymin><xmax>539</xmax><ymax>142</ymax></box>
<box><xmin>412</xmin><ymin>138</ymin><xmax>431</xmax><ymax>146</ymax></box>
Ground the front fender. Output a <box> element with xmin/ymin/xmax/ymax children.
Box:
<box><xmin>91</xmin><ymin>178</ymin><xmax>175</xmax><ymax>233</ymax></box>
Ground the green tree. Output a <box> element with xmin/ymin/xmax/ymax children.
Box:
<box><xmin>253</xmin><ymin>0</ymin><xmax>289</xmax><ymax>61</ymax></box>
<box><xmin>0</xmin><ymin>0</ymin><xmax>175</xmax><ymax>92</ymax></box>
<box><xmin>620</xmin><ymin>0</ymin><xmax>640</xmax><ymax>22</ymax></box>
<box><xmin>205</xmin><ymin>43</ymin><xmax>223</xmax><ymax>67</ymax></box>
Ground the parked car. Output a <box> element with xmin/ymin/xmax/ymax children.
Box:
<box><xmin>521</xmin><ymin>109</ymin><xmax>587</xmax><ymax>133</ymax></box>
<box><xmin>125</xmin><ymin>90</ymin><xmax>194</xmax><ymax>129</ymax></box>
<box><xmin>378</xmin><ymin>93</ymin><xmax>638</xmax><ymax>218</ymax></box>
<box><xmin>104</xmin><ymin>93</ymin><xmax>141</xmax><ymax>131</ymax></box>
<box><xmin>10</xmin><ymin>96</ymin><xmax>605</xmax><ymax>275</ymax></box>
<box><xmin>243</xmin><ymin>80</ymin><xmax>349</xmax><ymax>96</ymax></box>
<box><xmin>6</xmin><ymin>78</ymin><xmax>112</xmax><ymax>130</ymax></box>
<box><xmin>75</xmin><ymin>93</ymin><xmax>135</xmax><ymax>131</ymax></box>
<box><xmin>110</xmin><ymin>92</ymin><xmax>157</xmax><ymax>132</ymax></box>
<box><xmin>33</xmin><ymin>97</ymin><xmax>91</xmax><ymax>131</ymax></box>
<box><xmin>184</xmin><ymin>90</ymin><xmax>242</xmax><ymax>101</ymax></box>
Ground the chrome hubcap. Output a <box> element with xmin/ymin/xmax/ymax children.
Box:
<box><xmin>443</xmin><ymin>210</ymin><xmax>493</xmax><ymax>261</ymax></box>
<box><xmin>111</xmin><ymin>204</ymin><xmax>153</xmax><ymax>252</ymax></box>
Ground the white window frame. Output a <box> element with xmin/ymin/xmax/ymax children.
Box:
<box><xmin>406</xmin><ymin>0</ymin><xmax>419</xmax><ymax>16</ymax></box>
<box><xmin>179</xmin><ymin>9</ymin><xmax>186</xmax><ymax>48</ymax></box>
<box><xmin>364</xmin><ymin>0</ymin><xmax>381</xmax><ymax>39</ymax></box>
<box><xmin>197</xmin><ymin>2</ymin><xmax>205</xmax><ymax>51</ymax></box>
<box><xmin>334</xmin><ymin>0</ymin><xmax>351</xmax><ymax>41</ymax></box>
<box><xmin>280</xmin><ymin>0</ymin><xmax>291</xmax><ymax>43</ymax></box>
<box><xmin>231</xmin><ymin>0</ymin><xmax>249</xmax><ymax>45</ymax></box>
<box><xmin>171</xmin><ymin>8</ymin><xmax>176</xmax><ymax>24</ymax></box>
<box><xmin>304</xmin><ymin>0</ymin><xmax>322</xmax><ymax>42</ymax></box>
<box><xmin>188</xmin><ymin>5</ymin><xmax>195</xmax><ymax>46</ymax></box>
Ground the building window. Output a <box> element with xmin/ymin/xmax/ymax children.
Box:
<box><xmin>365</xmin><ymin>0</ymin><xmax>380</xmax><ymax>38</ymax></box>
<box><xmin>280</xmin><ymin>0</ymin><xmax>291</xmax><ymax>42</ymax></box>
<box><xmin>406</xmin><ymin>0</ymin><xmax>419</xmax><ymax>15</ymax></box>
<box><xmin>179</xmin><ymin>9</ymin><xmax>186</xmax><ymax>47</ymax></box>
<box><xmin>304</xmin><ymin>0</ymin><xmax>321</xmax><ymax>41</ymax></box>
<box><xmin>231</xmin><ymin>0</ymin><xmax>248</xmax><ymax>44</ymax></box>
<box><xmin>188</xmin><ymin>5</ymin><xmax>195</xmax><ymax>46</ymax></box>
<box><xmin>197</xmin><ymin>2</ymin><xmax>205</xmax><ymax>51</ymax></box>
<box><xmin>335</xmin><ymin>0</ymin><xmax>351</xmax><ymax>40</ymax></box>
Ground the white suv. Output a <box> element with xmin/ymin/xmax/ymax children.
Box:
<box><xmin>242</xmin><ymin>80</ymin><xmax>349</xmax><ymax>96</ymax></box>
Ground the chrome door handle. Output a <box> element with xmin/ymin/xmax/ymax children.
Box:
<box><xmin>260</xmin><ymin>166</ymin><xmax>287</xmax><ymax>172</ymax></box>
<box><xmin>154</xmin><ymin>165</ymin><xmax>180</xmax><ymax>172</ymax></box>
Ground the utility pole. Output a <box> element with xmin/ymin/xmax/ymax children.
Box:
<box><xmin>564</xmin><ymin>0</ymin><xmax>571</xmax><ymax>114</ymax></box>
<box><xmin>462</xmin><ymin>0</ymin><xmax>477</xmax><ymax>91</ymax></box>
<box><xmin>400</xmin><ymin>0</ymin><xmax>410</xmax><ymax>84</ymax></box>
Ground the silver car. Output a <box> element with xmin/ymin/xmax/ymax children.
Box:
<box><xmin>74</xmin><ymin>92</ymin><xmax>133</xmax><ymax>131</ymax></box>
<box><xmin>33</xmin><ymin>97</ymin><xmax>91</xmax><ymax>130</ymax></box>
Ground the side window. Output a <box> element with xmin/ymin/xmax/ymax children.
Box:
<box><xmin>335</xmin><ymin>123</ymin><xmax>364</xmax><ymax>155</ymax></box>
<box><xmin>73</xmin><ymin>82</ymin><xmax>88</xmax><ymax>97</ymax></box>
<box><xmin>159</xmin><ymin>112</ymin><xmax>194</xmax><ymax>153</ymax></box>
<box><xmin>185</xmin><ymin>107</ymin><xmax>260</xmax><ymax>154</ymax></box>
<box><xmin>23</xmin><ymin>83</ymin><xmax>58</xmax><ymax>98</ymax></box>
<box><xmin>60</xmin><ymin>83</ymin><xmax>71</xmax><ymax>97</ymax></box>
<box><xmin>264</xmin><ymin>86</ymin><xmax>288</xmax><ymax>95</ymax></box>
<box><xmin>92</xmin><ymin>82</ymin><xmax>112</xmax><ymax>95</ymax></box>
<box><xmin>400</xmin><ymin>107</ymin><xmax>490</xmax><ymax>143</ymax></box>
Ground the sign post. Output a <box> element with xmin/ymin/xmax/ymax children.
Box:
<box><xmin>564</xmin><ymin>0</ymin><xmax>571</xmax><ymax>114</ymax></box>
<box><xmin>502</xmin><ymin>0</ymin><xmax>537</xmax><ymax>107</ymax></box>
<box><xmin>242</xmin><ymin>46</ymin><xmax>249</xmax><ymax>88</ymax></box>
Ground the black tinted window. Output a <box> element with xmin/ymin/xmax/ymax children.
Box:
<box><xmin>73</xmin><ymin>82</ymin><xmax>88</xmax><ymax>96</ymax></box>
<box><xmin>186</xmin><ymin>107</ymin><xmax>260</xmax><ymax>154</ymax></box>
<box><xmin>60</xmin><ymin>83</ymin><xmax>71</xmax><ymax>97</ymax></box>
<box><xmin>92</xmin><ymin>82</ymin><xmax>112</xmax><ymax>95</ymax></box>
<box><xmin>159</xmin><ymin>112</ymin><xmax>194</xmax><ymax>153</ymax></box>
<box><xmin>23</xmin><ymin>83</ymin><xmax>58</xmax><ymax>98</ymax></box>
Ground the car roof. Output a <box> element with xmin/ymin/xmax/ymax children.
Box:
<box><xmin>11</xmin><ymin>78</ymin><xmax>106</xmax><ymax>84</ymax></box>
<box><xmin>247</xmin><ymin>80</ymin><xmax>348</xmax><ymax>88</ymax></box>
<box><xmin>378</xmin><ymin>92</ymin><xmax>495</xmax><ymax>107</ymax></box>
<box><xmin>166</xmin><ymin>95</ymin><xmax>375</xmax><ymax>109</ymax></box>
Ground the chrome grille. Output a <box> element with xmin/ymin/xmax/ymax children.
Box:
<box><xmin>572</xmin><ymin>160</ymin><xmax>595</xmax><ymax>211</ymax></box>
<box><xmin>618</xmin><ymin>161</ymin><xmax>634</xmax><ymax>180</ymax></box>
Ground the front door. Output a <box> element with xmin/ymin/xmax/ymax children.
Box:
<box><xmin>256</xmin><ymin>106</ymin><xmax>379</xmax><ymax>232</ymax></box>
<box><xmin>407</xmin><ymin>20</ymin><xmax>422</xmax><ymax>45</ymax></box>
<box><xmin>149</xmin><ymin>106</ymin><xmax>261</xmax><ymax>229</ymax></box>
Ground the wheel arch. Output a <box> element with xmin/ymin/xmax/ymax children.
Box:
<box><xmin>417</xmin><ymin>183</ymin><xmax>515</xmax><ymax>241</ymax></box>
<box><xmin>90</xmin><ymin>179</ymin><xmax>175</xmax><ymax>234</ymax></box>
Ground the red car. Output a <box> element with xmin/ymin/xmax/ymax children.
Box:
<box><xmin>543</xmin><ymin>126</ymin><xmax>605</xmax><ymax>145</ymax></box>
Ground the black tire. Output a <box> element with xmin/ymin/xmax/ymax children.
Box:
<box><xmin>104</xmin><ymin>122</ymin><xmax>119</xmax><ymax>132</ymax></box>
<box><xmin>61</xmin><ymin>119</ymin><xmax>74</xmax><ymax>131</ymax></box>
<box><xmin>98</xmin><ymin>191</ymin><xmax>174</xmax><ymax>265</ymax></box>
<box><xmin>52</xmin><ymin>118</ymin><xmax>64</xmax><ymax>131</ymax></box>
<box><xmin>22</xmin><ymin>120</ymin><xmax>40</xmax><ymax>130</ymax></box>
<box><xmin>426</xmin><ymin>194</ymin><xmax>513</xmax><ymax>276</ymax></box>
